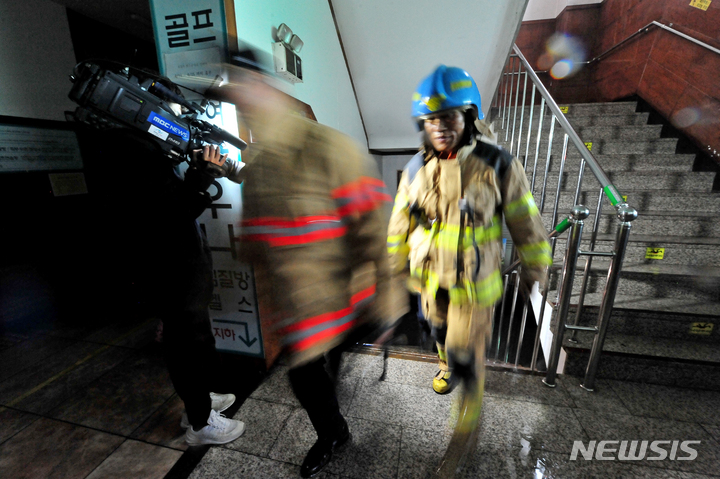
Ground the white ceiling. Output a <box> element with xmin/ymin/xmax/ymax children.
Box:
<box><xmin>51</xmin><ymin>0</ymin><xmax>529</xmax><ymax>151</ymax></box>
<box><xmin>331</xmin><ymin>0</ymin><xmax>529</xmax><ymax>150</ymax></box>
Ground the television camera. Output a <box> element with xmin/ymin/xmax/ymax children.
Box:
<box><xmin>67</xmin><ymin>61</ymin><xmax>246</xmax><ymax>182</ymax></box>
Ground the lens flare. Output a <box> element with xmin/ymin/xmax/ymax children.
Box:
<box><xmin>539</xmin><ymin>33</ymin><xmax>587</xmax><ymax>79</ymax></box>
<box><xmin>550</xmin><ymin>60</ymin><xmax>574</xmax><ymax>79</ymax></box>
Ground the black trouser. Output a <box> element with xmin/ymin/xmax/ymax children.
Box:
<box><xmin>162</xmin><ymin>305</ymin><xmax>221</xmax><ymax>428</ymax></box>
<box><xmin>288</xmin><ymin>355</ymin><xmax>346</xmax><ymax>440</ymax></box>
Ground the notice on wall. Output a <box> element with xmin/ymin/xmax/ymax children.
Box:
<box><xmin>645</xmin><ymin>247</ymin><xmax>665</xmax><ymax>259</ymax></box>
<box><xmin>0</xmin><ymin>125</ymin><xmax>82</xmax><ymax>173</ymax></box>
<box><xmin>584</xmin><ymin>141</ymin><xmax>593</xmax><ymax>152</ymax></box>
<box><xmin>689</xmin><ymin>0</ymin><xmax>711</xmax><ymax>11</ymax></box>
<box><xmin>559</xmin><ymin>106</ymin><xmax>569</xmax><ymax>114</ymax></box>
<box><xmin>49</xmin><ymin>172</ymin><xmax>88</xmax><ymax>196</ymax></box>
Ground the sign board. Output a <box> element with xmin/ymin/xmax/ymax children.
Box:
<box><xmin>584</xmin><ymin>141</ymin><xmax>593</xmax><ymax>152</ymax></box>
<box><xmin>690</xmin><ymin>322</ymin><xmax>714</xmax><ymax>335</ymax></box>
<box><xmin>645</xmin><ymin>247</ymin><xmax>665</xmax><ymax>259</ymax></box>
<box><xmin>151</xmin><ymin>0</ymin><xmax>264</xmax><ymax>357</ymax></box>
<box><xmin>0</xmin><ymin>125</ymin><xmax>82</xmax><ymax>172</ymax></box>
<box><xmin>149</xmin><ymin>0</ymin><xmax>228</xmax><ymax>93</ymax></box>
<box><xmin>690</xmin><ymin>0</ymin><xmax>711</xmax><ymax>11</ymax></box>
<box><xmin>559</xmin><ymin>106</ymin><xmax>569</xmax><ymax>114</ymax></box>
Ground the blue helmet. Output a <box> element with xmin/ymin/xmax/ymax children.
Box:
<box><xmin>412</xmin><ymin>65</ymin><xmax>483</xmax><ymax>120</ymax></box>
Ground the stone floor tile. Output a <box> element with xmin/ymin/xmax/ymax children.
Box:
<box><xmin>484</xmin><ymin>369</ymin><xmax>575</xmax><ymax>407</ymax></box>
<box><xmin>49</xmin><ymin>351</ymin><xmax>175</xmax><ymax>435</ymax></box>
<box><xmin>559</xmin><ymin>375</ymin><xmax>632</xmax><ymax>414</ymax></box>
<box><xmin>607</xmin><ymin>380</ymin><xmax>720</xmax><ymax>425</ymax></box>
<box><xmin>573</xmin><ymin>409</ymin><xmax>720</xmax><ymax>476</ymax></box>
<box><xmin>0</xmin><ymin>417</ymin><xmax>124</xmax><ymax>479</ymax></box>
<box><xmin>81</xmin><ymin>317</ymin><xmax>158</xmax><ymax>350</ymax></box>
<box><xmin>267</xmin><ymin>408</ymin><xmax>321</xmax><ymax>466</ymax></box>
<box><xmin>0</xmin><ymin>343</ymin><xmax>133</xmax><ymax>415</ymax></box>
<box><xmin>0</xmin><ymin>335</ymin><xmax>75</xmax><ymax>382</ymax></box>
<box><xmin>130</xmin><ymin>394</ymin><xmax>188</xmax><ymax>451</ymax></box>
<box><xmin>190</xmin><ymin>447</ymin><xmax>338</xmax><ymax>479</ymax></box>
<box><xmin>480</xmin><ymin>396</ymin><xmax>589</xmax><ymax>454</ymax></box>
<box><xmin>223</xmin><ymin>398</ymin><xmax>295</xmax><ymax>457</ymax></box>
<box><xmin>700</xmin><ymin>423</ymin><xmax>720</xmax><ymax>441</ymax></box>
<box><xmin>85</xmin><ymin>439</ymin><xmax>182</xmax><ymax>479</ymax></box>
<box><xmin>0</xmin><ymin>407</ymin><xmax>39</xmax><ymax>445</ymax></box>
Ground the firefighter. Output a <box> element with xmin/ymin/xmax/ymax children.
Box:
<box><xmin>387</xmin><ymin>65</ymin><xmax>551</xmax><ymax>474</ymax></box>
<box><xmin>210</xmin><ymin>47</ymin><xmax>396</xmax><ymax>478</ymax></box>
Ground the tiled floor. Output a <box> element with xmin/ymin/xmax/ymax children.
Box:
<box><xmin>1</xmin><ymin>317</ymin><xmax>720</xmax><ymax>479</ymax></box>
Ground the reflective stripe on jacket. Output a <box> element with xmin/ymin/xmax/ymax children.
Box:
<box><xmin>387</xmin><ymin>139</ymin><xmax>551</xmax><ymax>306</ymax></box>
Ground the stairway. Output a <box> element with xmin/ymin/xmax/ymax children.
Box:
<box><xmin>495</xmin><ymin>101</ymin><xmax>720</xmax><ymax>390</ymax></box>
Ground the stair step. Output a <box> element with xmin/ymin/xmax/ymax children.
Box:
<box><xmin>541</xmin><ymin>211</ymin><xmax>720</xmax><ymax>238</ymax></box>
<box><xmin>551</xmin><ymin>237</ymin><xmax>720</xmax><ymax>267</ymax></box>
<box><xmin>511</xmin><ymin>137</ymin><xmax>679</xmax><ymax>159</ymax></box>
<box><xmin>540</xmin><ymin>189</ymin><xmax>720</xmax><ymax>213</ymax></box>
<box><xmin>547</xmin><ymin>268</ymin><xmax>720</xmax><ymax>305</ymax></box>
<box><xmin>503</xmin><ymin>125</ymin><xmax>663</xmax><ymax>151</ymax></box>
<box><xmin>561</xmin><ymin>334</ymin><xmax>720</xmax><ymax>390</ymax></box>
<box><xmin>527</xmin><ymin>153</ymin><xmax>697</xmax><ymax>173</ymax></box>
<box><xmin>498</xmin><ymin>112</ymin><xmax>650</xmax><ymax>130</ymax></box>
<box><xmin>497</xmin><ymin>101</ymin><xmax>639</xmax><ymax>118</ymax></box>
<box><xmin>530</xmin><ymin>171</ymin><xmax>716</xmax><ymax>193</ymax></box>
<box><xmin>572</xmin><ymin>305</ymin><xmax>719</xmax><ymax>343</ymax></box>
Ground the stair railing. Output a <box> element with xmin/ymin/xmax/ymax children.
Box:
<box><xmin>490</xmin><ymin>44</ymin><xmax>638</xmax><ymax>391</ymax></box>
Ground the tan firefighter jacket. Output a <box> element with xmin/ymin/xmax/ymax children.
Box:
<box><xmin>237</xmin><ymin>111</ymin><xmax>396</xmax><ymax>367</ymax></box>
<box><xmin>387</xmin><ymin>138</ymin><xmax>551</xmax><ymax>309</ymax></box>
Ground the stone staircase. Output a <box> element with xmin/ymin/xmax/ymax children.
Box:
<box><xmin>494</xmin><ymin>101</ymin><xmax>720</xmax><ymax>390</ymax></box>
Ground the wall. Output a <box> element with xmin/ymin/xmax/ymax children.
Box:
<box><xmin>595</xmin><ymin>0</ymin><xmax>720</xmax><ymax>156</ymax></box>
<box><xmin>523</xmin><ymin>0</ymin><xmax>603</xmax><ymax>21</ymax></box>
<box><xmin>0</xmin><ymin>0</ymin><xmax>77</xmax><ymax>121</ymax></box>
<box><xmin>515</xmin><ymin>0</ymin><xmax>720</xmax><ymax>156</ymax></box>
<box><xmin>232</xmin><ymin>0</ymin><xmax>366</xmax><ymax>148</ymax></box>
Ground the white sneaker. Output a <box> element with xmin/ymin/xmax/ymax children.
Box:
<box><xmin>181</xmin><ymin>392</ymin><xmax>236</xmax><ymax>429</ymax></box>
<box><xmin>185</xmin><ymin>409</ymin><xmax>245</xmax><ymax>446</ymax></box>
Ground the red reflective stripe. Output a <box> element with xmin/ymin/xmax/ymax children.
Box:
<box><xmin>282</xmin><ymin>306</ymin><xmax>353</xmax><ymax>335</ymax></box>
<box><xmin>242</xmin><ymin>215</ymin><xmax>340</xmax><ymax>227</ymax></box>
<box><xmin>289</xmin><ymin>319</ymin><xmax>357</xmax><ymax>352</ymax></box>
<box><xmin>331</xmin><ymin>179</ymin><xmax>365</xmax><ymax>199</ymax></box>
<box><xmin>351</xmin><ymin>284</ymin><xmax>376</xmax><ymax>305</ymax></box>
<box><xmin>242</xmin><ymin>225</ymin><xmax>347</xmax><ymax>247</ymax></box>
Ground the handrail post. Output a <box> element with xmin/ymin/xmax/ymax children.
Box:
<box><xmin>543</xmin><ymin>205</ymin><xmax>590</xmax><ymax>387</ymax></box>
<box><xmin>581</xmin><ymin>205</ymin><xmax>638</xmax><ymax>391</ymax></box>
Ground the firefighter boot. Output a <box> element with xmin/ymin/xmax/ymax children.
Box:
<box><xmin>432</xmin><ymin>345</ymin><xmax>454</xmax><ymax>394</ymax></box>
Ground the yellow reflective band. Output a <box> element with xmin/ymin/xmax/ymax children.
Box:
<box><xmin>426</xmin><ymin>94</ymin><xmax>446</xmax><ymax>112</ymax></box>
<box><xmin>434</xmin><ymin>218</ymin><xmax>502</xmax><ymax>252</ymax></box>
<box><xmin>387</xmin><ymin>243</ymin><xmax>409</xmax><ymax>255</ymax></box>
<box><xmin>474</xmin><ymin>270</ymin><xmax>503</xmax><ymax>307</ymax></box>
<box><xmin>450</xmin><ymin>80</ymin><xmax>472</xmax><ymax>92</ymax></box>
<box><xmin>450</xmin><ymin>271</ymin><xmax>502</xmax><ymax>307</ymax></box>
<box><xmin>517</xmin><ymin>241</ymin><xmax>553</xmax><ymax>267</ymax></box>
<box><xmin>504</xmin><ymin>191</ymin><xmax>539</xmax><ymax>222</ymax></box>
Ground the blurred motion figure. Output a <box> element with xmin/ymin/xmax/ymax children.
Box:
<box><xmin>387</xmin><ymin>65</ymin><xmax>551</xmax><ymax>475</ymax></box>
<box><xmin>210</xmin><ymin>47</ymin><xmax>395</xmax><ymax>478</ymax></box>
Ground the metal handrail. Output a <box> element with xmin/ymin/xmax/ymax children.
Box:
<box><xmin>512</xmin><ymin>46</ymin><xmax>626</xmax><ymax>210</ymax></box>
<box><xmin>587</xmin><ymin>21</ymin><xmax>720</xmax><ymax>65</ymax></box>
<box><xmin>489</xmin><ymin>43</ymin><xmax>640</xmax><ymax>389</ymax></box>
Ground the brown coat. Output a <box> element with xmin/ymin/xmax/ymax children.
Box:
<box><xmin>387</xmin><ymin>139</ymin><xmax>551</xmax><ymax>351</ymax></box>
<box><xmin>238</xmin><ymin>112</ymin><xmax>394</xmax><ymax>367</ymax></box>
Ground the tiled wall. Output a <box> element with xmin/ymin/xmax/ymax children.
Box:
<box><xmin>515</xmin><ymin>0</ymin><xmax>720</xmax><ymax>156</ymax></box>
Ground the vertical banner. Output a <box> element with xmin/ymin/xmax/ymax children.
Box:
<box><xmin>150</xmin><ymin>1</ymin><xmax>264</xmax><ymax>357</ymax></box>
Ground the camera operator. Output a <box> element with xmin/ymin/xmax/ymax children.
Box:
<box><xmin>82</xmin><ymin>102</ymin><xmax>245</xmax><ymax>446</ymax></box>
